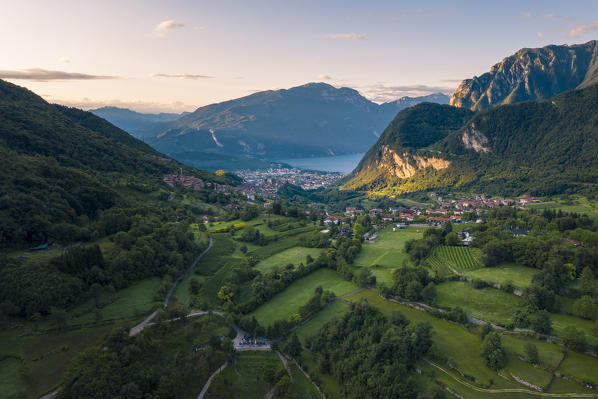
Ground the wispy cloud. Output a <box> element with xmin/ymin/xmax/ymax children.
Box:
<box><xmin>568</xmin><ymin>21</ymin><xmax>598</xmax><ymax>37</ymax></box>
<box><xmin>537</xmin><ymin>32</ymin><xmax>545</xmax><ymax>39</ymax></box>
<box><xmin>59</xmin><ymin>56</ymin><xmax>71</xmax><ymax>63</ymax></box>
<box><xmin>359</xmin><ymin>83</ymin><xmax>456</xmax><ymax>103</ymax></box>
<box><xmin>521</xmin><ymin>11</ymin><xmax>532</xmax><ymax>19</ymax></box>
<box><xmin>316</xmin><ymin>74</ymin><xmax>334</xmax><ymax>80</ymax></box>
<box><xmin>153</xmin><ymin>20</ymin><xmax>184</xmax><ymax>37</ymax></box>
<box><xmin>153</xmin><ymin>73</ymin><xmax>211</xmax><ymax>79</ymax></box>
<box><xmin>329</xmin><ymin>33</ymin><xmax>366</xmax><ymax>40</ymax></box>
<box><xmin>0</xmin><ymin>68</ymin><xmax>118</xmax><ymax>81</ymax></box>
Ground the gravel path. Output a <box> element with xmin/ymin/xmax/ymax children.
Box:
<box><xmin>197</xmin><ymin>361</ymin><xmax>228</xmax><ymax>399</ymax></box>
<box><xmin>164</xmin><ymin>235</ymin><xmax>213</xmax><ymax>308</ymax></box>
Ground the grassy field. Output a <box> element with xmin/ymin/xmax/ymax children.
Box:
<box><xmin>65</xmin><ymin>277</ymin><xmax>161</xmax><ymax>326</ymax></box>
<box><xmin>551</xmin><ymin>313</ymin><xmax>598</xmax><ymax>346</ymax></box>
<box><xmin>286</xmin><ymin>362</ymin><xmax>320</xmax><ymax>399</ymax></box>
<box><xmin>172</xmin><ymin>275</ymin><xmax>207</xmax><ymax>307</ymax></box>
<box><xmin>0</xmin><ymin>324</ymin><xmax>114</xmax><ymax>399</ymax></box>
<box><xmin>293</xmin><ymin>301</ymin><xmax>351</xmax><ymax>343</ymax></box>
<box><xmin>436</xmin><ymin>281</ymin><xmax>598</xmax><ymax>346</ymax></box>
<box><xmin>435</xmin><ymin>281</ymin><xmax>524</xmax><ymax>325</ymax></box>
<box><xmin>558</xmin><ymin>350</ymin><xmax>598</xmax><ymax>385</ymax></box>
<box><xmin>501</xmin><ymin>335</ymin><xmax>564</xmax><ymax>370</ymax></box>
<box><xmin>345</xmin><ymin>289</ymin><xmax>510</xmax><ymax>387</ymax></box>
<box><xmin>352</xmin><ymin>226</ymin><xmax>425</xmax><ymax>285</ymax></box>
<box><xmin>504</xmin><ymin>350</ymin><xmax>553</xmax><ymax>388</ymax></box>
<box><xmin>207</xmin><ymin>351</ymin><xmax>283</xmax><ymax>399</ymax></box>
<box><xmin>254</xmin><ymin>247</ymin><xmax>324</xmax><ymax>273</ymax></box>
<box><xmin>250</xmin><ymin>269</ymin><xmax>357</xmax><ymax>326</ymax></box>
<box><xmin>526</xmin><ymin>195</ymin><xmax>598</xmax><ymax>218</ymax></box>
<box><xmin>345</xmin><ymin>289</ymin><xmax>597</xmax><ymax>396</ymax></box>
<box><xmin>463</xmin><ymin>263</ymin><xmax>539</xmax><ymax>289</ymax></box>
<box><xmin>345</xmin><ymin>289</ymin><xmax>543</xmax><ymax>389</ymax></box>
<box><xmin>297</xmin><ymin>350</ymin><xmax>343</xmax><ymax>399</ymax></box>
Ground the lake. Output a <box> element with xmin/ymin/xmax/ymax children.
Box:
<box><xmin>278</xmin><ymin>153</ymin><xmax>364</xmax><ymax>174</ymax></box>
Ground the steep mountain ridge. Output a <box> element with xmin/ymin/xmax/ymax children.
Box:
<box><xmin>345</xmin><ymin>83</ymin><xmax>598</xmax><ymax>197</ymax></box>
<box><xmin>450</xmin><ymin>40</ymin><xmax>598</xmax><ymax>110</ymax></box>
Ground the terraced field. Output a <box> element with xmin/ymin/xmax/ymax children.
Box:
<box><xmin>426</xmin><ymin>245</ymin><xmax>481</xmax><ymax>275</ymax></box>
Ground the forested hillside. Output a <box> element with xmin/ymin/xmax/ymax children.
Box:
<box><xmin>345</xmin><ymin>83</ymin><xmax>598</xmax><ymax>197</ymax></box>
<box><xmin>0</xmin><ymin>79</ymin><xmax>239</xmax><ymax>317</ymax></box>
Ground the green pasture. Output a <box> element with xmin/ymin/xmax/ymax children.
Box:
<box><xmin>463</xmin><ymin>263</ymin><xmax>539</xmax><ymax>289</ymax></box>
<box><xmin>207</xmin><ymin>351</ymin><xmax>283</xmax><ymax>399</ymax></box>
<box><xmin>250</xmin><ymin>269</ymin><xmax>357</xmax><ymax>326</ymax></box>
<box><xmin>292</xmin><ymin>301</ymin><xmax>351</xmax><ymax>342</ymax></box>
<box><xmin>352</xmin><ymin>226</ymin><xmax>425</xmax><ymax>284</ymax></box>
<box><xmin>254</xmin><ymin>247</ymin><xmax>324</xmax><ymax>273</ymax></box>
<box><xmin>436</xmin><ymin>281</ymin><xmax>523</xmax><ymax>325</ymax></box>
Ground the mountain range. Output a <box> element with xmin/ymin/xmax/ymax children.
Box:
<box><xmin>344</xmin><ymin>81</ymin><xmax>598</xmax><ymax>197</ymax></box>
<box><xmin>344</xmin><ymin>40</ymin><xmax>598</xmax><ymax>197</ymax></box>
<box><xmin>89</xmin><ymin>106</ymin><xmax>187</xmax><ymax>137</ymax></box>
<box><xmin>450</xmin><ymin>40</ymin><xmax>598</xmax><ymax>110</ymax></box>
<box><xmin>94</xmin><ymin>84</ymin><xmax>449</xmax><ymax>170</ymax></box>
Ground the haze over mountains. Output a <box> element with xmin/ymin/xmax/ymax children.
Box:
<box><xmin>93</xmin><ymin>83</ymin><xmax>449</xmax><ymax>170</ymax></box>
<box><xmin>345</xmin><ymin>41</ymin><xmax>598</xmax><ymax>197</ymax></box>
<box><xmin>89</xmin><ymin>106</ymin><xmax>187</xmax><ymax>137</ymax></box>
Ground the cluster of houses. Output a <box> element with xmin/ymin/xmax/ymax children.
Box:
<box><xmin>237</xmin><ymin>180</ymin><xmax>284</xmax><ymax>200</ymax></box>
<box><xmin>431</xmin><ymin>193</ymin><xmax>543</xmax><ymax>211</ymax></box>
<box><xmin>344</xmin><ymin>206</ymin><xmax>464</xmax><ymax>225</ymax></box>
<box><xmin>334</xmin><ymin>194</ymin><xmax>543</xmax><ymax>226</ymax></box>
<box><xmin>163</xmin><ymin>174</ymin><xmax>205</xmax><ymax>190</ymax></box>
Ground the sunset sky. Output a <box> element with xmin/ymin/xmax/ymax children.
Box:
<box><xmin>2</xmin><ymin>0</ymin><xmax>598</xmax><ymax>112</ymax></box>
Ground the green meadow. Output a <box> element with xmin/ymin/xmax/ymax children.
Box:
<box><xmin>254</xmin><ymin>247</ymin><xmax>324</xmax><ymax>273</ymax></box>
<box><xmin>352</xmin><ymin>226</ymin><xmax>425</xmax><ymax>285</ymax></box>
<box><xmin>250</xmin><ymin>269</ymin><xmax>357</xmax><ymax>326</ymax></box>
<box><xmin>463</xmin><ymin>263</ymin><xmax>540</xmax><ymax>289</ymax></box>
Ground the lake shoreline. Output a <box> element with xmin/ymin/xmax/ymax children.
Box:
<box><xmin>276</xmin><ymin>153</ymin><xmax>365</xmax><ymax>174</ymax></box>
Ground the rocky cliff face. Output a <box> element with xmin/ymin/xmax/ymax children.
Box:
<box><xmin>450</xmin><ymin>40</ymin><xmax>598</xmax><ymax>110</ymax></box>
<box><xmin>374</xmin><ymin>145</ymin><xmax>450</xmax><ymax>179</ymax></box>
<box><xmin>343</xmin><ymin>103</ymin><xmax>472</xmax><ymax>192</ymax></box>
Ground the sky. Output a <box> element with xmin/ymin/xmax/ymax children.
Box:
<box><xmin>2</xmin><ymin>0</ymin><xmax>598</xmax><ymax>113</ymax></box>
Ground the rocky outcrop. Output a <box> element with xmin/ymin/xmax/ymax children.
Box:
<box><xmin>461</xmin><ymin>123</ymin><xmax>489</xmax><ymax>153</ymax></box>
<box><xmin>451</xmin><ymin>40</ymin><xmax>598</xmax><ymax>110</ymax></box>
<box><xmin>376</xmin><ymin>145</ymin><xmax>450</xmax><ymax>179</ymax></box>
